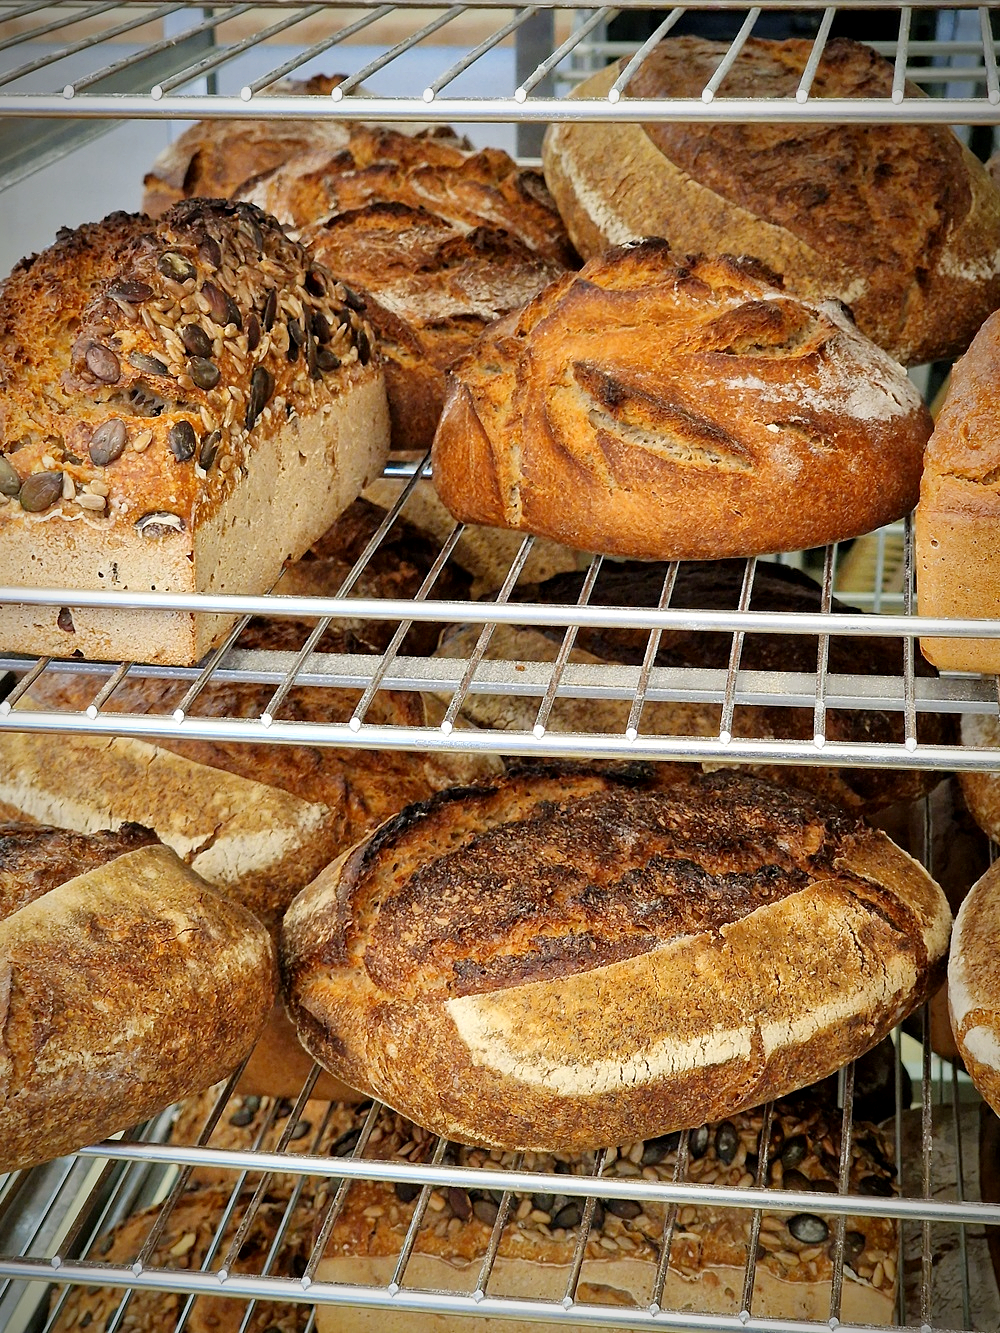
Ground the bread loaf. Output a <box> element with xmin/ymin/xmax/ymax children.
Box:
<box><xmin>916</xmin><ymin>309</ymin><xmax>1000</xmax><ymax>673</ymax></box>
<box><xmin>0</xmin><ymin>199</ymin><xmax>389</xmax><ymax>665</ymax></box>
<box><xmin>281</xmin><ymin>765</ymin><xmax>950</xmax><ymax>1151</ymax></box>
<box><xmin>542</xmin><ymin>36</ymin><xmax>1000</xmax><ymax>366</ymax></box>
<box><xmin>956</xmin><ymin>715</ymin><xmax>1000</xmax><ymax>847</ymax></box>
<box><xmin>239</xmin><ymin>126</ymin><xmax>575</xmax><ymax>451</ymax></box>
<box><xmin>0</xmin><ymin>822</ymin><xmax>275</xmax><ymax>1172</ymax></box>
<box><xmin>949</xmin><ymin>860</ymin><xmax>1000</xmax><ymax>1116</ymax></box>
<box><xmin>436</xmin><ymin>558</ymin><xmax>955</xmax><ymax>813</ymax></box>
<box><xmin>431</xmin><ymin>242</ymin><xmax>931</xmax><ymax>560</ymax></box>
<box><xmin>312</xmin><ymin>1090</ymin><xmax>898</xmax><ymax>1329</ymax></box>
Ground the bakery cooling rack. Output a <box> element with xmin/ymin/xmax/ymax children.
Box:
<box><xmin>0</xmin><ymin>457</ymin><xmax>998</xmax><ymax>776</ymax></box>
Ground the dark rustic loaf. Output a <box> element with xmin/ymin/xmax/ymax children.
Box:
<box><xmin>239</xmin><ymin>125</ymin><xmax>575</xmax><ymax>451</ymax></box>
<box><xmin>436</xmin><ymin>559</ymin><xmax>956</xmax><ymax>813</ymax></box>
<box><xmin>0</xmin><ymin>822</ymin><xmax>276</xmax><ymax>1172</ymax></box>
<box><xmin>916</xmin><ymin>309</ymin><xmax>1000</xmax><ymax>673</ymax></box>
<box><xmin>543</xmin><ymin>36</ymin><xmax>1000</xmax><ymax>366</ymax></box>
<box><xmin>431</xmin><ymin>242</ymin><xmax>931</xmax><ymax>560</ymax></box>
<box><xmin>281</xmin><ymin>766</ymin><xmax>950</xmax><ymax>1151</ymax></box>
<box><xmin>0</xmin><ymin>199</ymin><xmax>388</xmax><ymax>665</ymax></box>
<box><xmin>311</xmin><ymin>1088</ymin><xmax>898</xmax><ymax>1328</ymax></box>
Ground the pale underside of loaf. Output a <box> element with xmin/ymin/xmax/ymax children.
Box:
<box><xmin>0</xmin><ymin>374</ymin><xmax>388</xmax><ymax>665</ymax></box>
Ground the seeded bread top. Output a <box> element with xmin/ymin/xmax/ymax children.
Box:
<box><xmin>0</xmin><ymin>821</ymin><xmax>157</xmax><ymax>920</ymax></box>
<box><xmin>0</xmin><ymin>198</ymin><xmax>376</xmax><ymax>535</ymax></box>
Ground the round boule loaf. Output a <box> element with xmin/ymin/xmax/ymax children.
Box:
<box><xmin>542</xmin><ymin>35</ymin><xmax>1000</xmax><ymax>367</ymax></box>
<box><xmin>0</xmin><ymin>822</ymin><xmax>276</xmax><ymax>1172</ymax></box>
<box><xmin>949</xmin><ymin>860</ymin><xmax>1000</xmax><ymax>1115</ymax></box>
<box><xmin>431</xmin><ymin>241</ymin><xmax>931</xmax><ymax>560</ymax></box>
<box><xmin>280</xmin><ymin>766</ymin><xmax>951</xmax><ymax>1151</ymax></box>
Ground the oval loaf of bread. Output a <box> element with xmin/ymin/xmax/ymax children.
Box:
<box><xmin>0</xmin><ymin>822</ymin><xmax>276</xmax><ymax>1172</ymax></box>
<box><xmin>431</xmin><ymin>241</ymin><xmax>931</xmax><ymax>560</ymax></box>
<box><xmin>949</xmin><ymin>859</ymin><xmax>1000</xmax><ymax>1115</ymax></box>
<box><xmin>542</xmin><ymin>35</ymin><xmax>1000</xmax><ymax>366</ymax></box>
<box><xmin>281</xmin><ymin>766</ymin><xmax>951</xmax><ymax>1151</ymax></box>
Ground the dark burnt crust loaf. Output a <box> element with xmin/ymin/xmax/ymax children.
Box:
<box><xmin>281</xmin><ymin>766</ymin><xmax>951</xmax><ymax>1151</ymax></box>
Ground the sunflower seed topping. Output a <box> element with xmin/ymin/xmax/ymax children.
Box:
<box><xmin>158</xmin><ymin>251</ymin><xmax>196</xmax><ymax>282</ymax></box>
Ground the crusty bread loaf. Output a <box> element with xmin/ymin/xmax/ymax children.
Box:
<box><xmin>543</xmin><ymin>36</ymin><xmax>1000</xmax><ymax>367</ymax></box>
<box><xmin>436</xmin><ymin>559</ymin><xmax>955</xmax><ymax>813</ymax></box>
<box><xmin>957</xmin><ymin>715</ymin><xmax>1000</xmax><ymax>847</ymax></box>
<box><xmin>916</xmin><ymin>309</ymin><xmax>1000</xmax><ymax>672</ymax></box>
<box><xmin>431</xmin><ymin>242</ymin><xmax>931</xmax><ymax>560</ymax></box>
<box><xmin>140</xmin><ymin>72</ymin><xmax>353</xmax><ymax>216</ymax></box>
<box><xmin>0</xmin><ymin>198</ymin><xmax>388</xmax><ymax>665</ymax></box>
<box><xmin>312</xmin><ymin>1090</ymin><xmax>898</xmax><ymax>1329</ymax></box>
<box><xmin>949</xmin><ymin>860</ymin><xmax>1000</xmax><ymax>1116</ymax></box>
<box><xmin>0</xmin><ymin>822</ymin><xmax>275</xmax><ymax>1172</ymax></box>
<box><xmin>239</xmin><ymin>126</ymin><xmax>575</xmax><ymax>451</ymax></box>
<box><xmin>281</xmin><ymin>765</ymin><xmax>950</xmax><ymax>1151</ymax></box>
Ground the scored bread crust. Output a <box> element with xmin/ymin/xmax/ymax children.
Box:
<box><xmin>0</xmin><ymin>827</ymin><xmax>276</xmax><ymax>1172</ymax></box>
<box><xmin>0</xmin><ymin>199</ymin><xmax>388</xmax><ymax>665</ymax></box>
<box><xmin>281</xmin><ymin>767</ymin><xmax>951</xmax><ymax>1151</ymax></box>
<box><xmin>949</xmin><ymin>859</ymin><xmax>1000</xmax><ymax>1115</ymax></box>
<box><xmin>542</xmin><ymin>36</ymin><xmax>1000</xmax><ymax>366</ymax></box>
<box><xmin>916</xmin><ymin>308</ymin><xmax>1000</xmax><ymax>673</ymax></box>
<box><xmin>431</xmin><ymin>242</ymin><xmax>931</xmax><ymax>561</ymax></box>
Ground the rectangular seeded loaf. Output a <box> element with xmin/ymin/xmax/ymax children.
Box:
<box><xmin>0</xmin><ymin>199</ymin><xmax>389</xmax><ymax>665</ymax></box>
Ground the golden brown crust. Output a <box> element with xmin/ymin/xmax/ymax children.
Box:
<box><xmin>436</xmin><ymin>559</ymin><xmax>955</xmax><ymax>812</ymax></box>
<box><xmin>281</xmin><ymin>766</ymin><xmax>951</xmax><ymax>1151</ymax></box>
<box><xmin>0</xmin><ymin>820</ymin><xmax>157</xmax><ymax>917</ymax></box>
<box><xmin>542</xmin><ymin>36</ymin><xmax>1000</xmax><ymax>366</ymax></box>
<box><xmin>949</xmin><ymin>860</ymin><xmax>1000</xmax><ymax>1116</ymax></box>
<box><xmin>0</xmin><ymin>835</ymin><xmax>276</xmax><ymax>1172</ymax></box>
<box><xmin>239</xmin><ymin>126</ymin><xmax>575</xmax><ymax>450</ymax></box>
<box><xmin>432</xmin><ymin>242</ymin><xmax>931</xmax><ymax>561</ymax></box>
<box><xmin>916</xmin><ymin>309</ymin><xmax>1000</xmax><ymax>672</ymax></box>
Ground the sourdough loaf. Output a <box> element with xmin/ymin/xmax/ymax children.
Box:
<box><xmin>542</xmin><ymin>36</ymin><xmax>1000</xmax><ymax>366</ymax></box>
<box><xmin>312</xmin><ymin>1090</ymin><xmax>898</xmax><ymax>1329</ymax></box>
<box><xmin>957</xmin><ymin>715</ymin><xmax>1000</xmax><ymax>845</ymax></box>
<box><xmin>281</xmin><ymin>765</ymin><xmax>950</xmax><ymax>1151</ymax></box>
<box><xmin>431</xmin><ymin>242</ymin><xmax>931</xmax><ymax>560</ymax></box>
<box><xmin>0</xmin><ymin>822</ymin><xmax>275</xmax><ymax>1172</ymax></box>
<box><xmin>916</xmin><ymin>309</ymin><xmax>1000</xmax><ymax>672</ymax></box>
<box><xmin>949</xmin><ymin>860</ymin><xmax>1000</xmax><ymax>1116</ymax></box>
<box><xmin>436</xmin><ymin>559</ymin><xmax>955</xmax><ymax>813</ymax></box>
<box><xmin>239</xmin><ymin>126</ymin><xmax>575</xmax><ymax>451</ymax></box>
<box><xmin>0</xmin><ymin>199</ymin><xmax>388</xmax><ymax>665</ymax></box>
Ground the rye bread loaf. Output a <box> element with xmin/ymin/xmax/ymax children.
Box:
<box><xmin>281</xmin><ymin>765</ymin><xmax>950</xmax><ymax>1151</ymax></box>
<box><xmin>311</xmin><ymin>1089</ymin><xmax>898</xmax><ymax>1329</ymax></box>
<box><xmin>435</xmin><ymin>559</ymin><xmax>955</xmax><ymax>813</ymax></box>
<box><xmin>916</xmin><ymin>309</ymin><xmax>1000</xmax><ymax>673</ymax></box>
<box><xmin>431</xmin><ymin>242</ymin><xmax>931</xmax><ymax>560</ymax></box>
<box><xmin>949</xmin><ymin>860</ymin><xmax>1000</xmax><ymax>1116</ymax></box>
<box><xmin>542</xmin><ymin>36</ymin><xmax>1000</xmax><ymax>367</ymax></box>
<box><xmin>239</xmin><ymin>127</ymin><xmax>575</xmax><ymax>451</ymax></box>
<box><xmin>0</xmin><ymin>822</ymin><xmax>276</xmax><ymax>1173</ymax></box>
<box><xmin>0</xmin><ymin>199</ymin><xmax>388</xmax><ymax>665</ymax></box>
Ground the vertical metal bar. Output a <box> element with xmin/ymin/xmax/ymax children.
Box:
<box><xmin>425</xmin><ymin>7</ymin><xmax>538</xmax><ymax>101</ymax></box>
<box><xmin>893</xmin><ymin>6</ymin><xmax>913</xmax><ymax>103</ymax></box>
<box><xmin>949</xmin><ymin>1061</ymin><xmax>972</xmax><ymax>1329</ymax></box>
<box><xmin>796</xmin><ymin>6</ymin><xmax>836</xmax><ymax>101</ymax></box>
<box><xmin>515</xmin><ymin>7</ymin><xmax>612</xmax><ymax>101</ymax></box>
<box><xmin>625</xmin><ymin>564</ymin><xmax>677</xmax><ymax>742</ymax></box>
<box><xmin>301</xmin><ymin>1101</ymin><xmax>383</xmax><ymax>1287</ymax></box>
<box><xmin>813</xmin><ymin>546</ymin><xmax>835</xmax><ymax>748</ymax></box>
<box><xmin>648</xmin><ymin>1128</ymin><xmax>690</xmax><ymax>1311</ymax></box>
<box><xmin>609</xmin><ymin>8</ymin><xmax>687</xmax><ymax>101</ymax></box>
<box><xmin>827</xmin><ymin>1059</ymin><xmax>856</xmax><ymax>1322</ymax></box>
<box><xmin>982</xmin><ymin>6</ymin><xmax>1000</xmax><ymax>102</ymax></box>
<box><xmin>472</xmin><ymin>1153</ymin><xmax>523</xmax><ymax>1297</ymax></box>
<box><xmin>532</xmin><ymin>554</ymin><xmax>603</xmax><ymax>737</ymax></box>
<box><xmin>719</xmin><ymin>557</ymin><xmax>756</xmax><ymax>744</ymax></box>
<box><xmin>0</xmin><ymin>658</ymin><xmax>52</xmax><ymax>715</ymax></box>
<box><xmin>514</xmin><ymin>8</ymin><xmax>554</xmax><ymax>156</ymax></box>
<box><xmin>85</xmin><ymin>663</ymin><xmax>131</xmax><ymax>719</ymax></box>
<box><xmin>895</xmin><ymin>1026</ymin><xmax>906</xmax><ymax>1325</ymax></box>
<box><xmin>560</xmin><ymin>1149</ymin><xmax>607</xmax><ymax>1304</ymax></box>
<box><xmin>333</xmin><ymin>7</ymin><xmax>467</xmax><ymax>99</ymax></box>
<box><xmin>920</xmin><ymin>999</ymin><xmax>933</xmax><ymax>1326</ymax></box>
<box><xmin>738</xmin><ymin>1102</ymin><xmax>774</xmax><ymax>1318</ymax></box>
<box><xmin>702</xmin><ymin>8</ymin><xmax>761</xmax><ymax>102</ymax></box>
<box><xmin>387</xmin><ymin>1136</ymin><xmax>450</xmax><ymax>1292</ymax></box>
<box><xmin>903</xmin><ymin>514</ymin><xmax>918</xmax><ymax>750</ymax></box>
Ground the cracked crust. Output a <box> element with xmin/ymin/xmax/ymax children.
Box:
<box><xmin>0</xmin><ymin>829</ymin><xmax>276</xmax><ymax>1172</ymax></box>
<box><xmin>916</xmin><ymin>308</ymin><xmax>1000</xmax><ymax>671</ymax></box>
<box><xmin>281</xmin><ymin>767</ymin><xmax>951</xmax><ymax>1151</ymax></box>
<box><xmin>431</xmin><ymin>242</ymin><xmax>931</xmax><ymax>561</ymax></box>
<box><xmin>543</xmin><ymin>36</ymin><xmax>1000</xmax><ymax>366</ymax></box>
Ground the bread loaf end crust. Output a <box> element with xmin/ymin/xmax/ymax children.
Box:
<box><xmin>949</xmin><ymin>860</ymin><xmax>1000</xmax><ymax>1116</ymax></box>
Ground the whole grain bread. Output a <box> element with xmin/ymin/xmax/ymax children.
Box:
<box><xmin>435</xmin><ymin>559</ymin><xmax>956</xmax><ymax>812</ymax></box>
<box><xmin>431</xmin><ymin>242</ymin><xmax>931</xmax><ymax>560</ymax></box>
<box><xmin>0</xmin><ymin>199</ymin><xmax>388</xmax><ymax>665</ymax></box>
<box><xmin>949</xmin><ymin>860</ymin><xmax>1000</xmax><ymax>1116</ymax></box>
<box><xmin>542</xmin><ymin>36</ymin><xmax>1000</xmax><ymax>367</ymax></box>
<box><xmin>312</xmin><ymin>1089</ymin><xmax>898</xmax><ymax>1329</ymax></box>
<box><xmin>0</xmin><ymin>822</ymin><xmax>276</xmax><ymax>1172</ymax></box>
<box><xmin>281</xmin><ymin>765</ymin><xmax>950</xmax><ymax>1151</ymax></box>
<box><xmin>916</xmin><ymin>309</ymin><xmax>1000</xmax><ymax>673</ymax></box>
<box><xmin>238</xmin><ymin>125</ymin><xmax>575</xmax><ymax>450</ymax></box>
